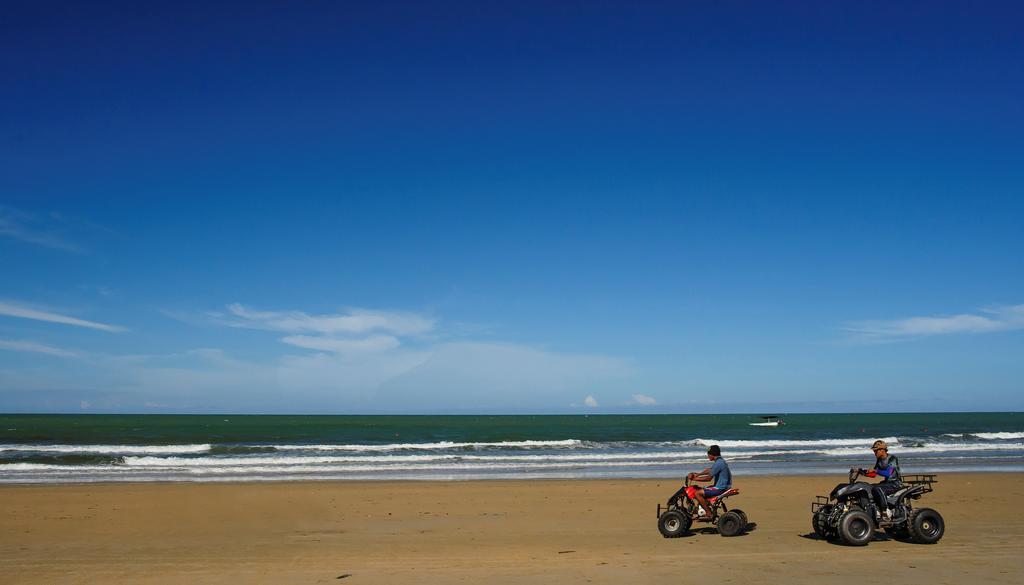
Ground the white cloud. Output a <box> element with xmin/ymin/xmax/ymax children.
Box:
<box><xmin>0</xmin><ymin>300</ymin><xmax>125</xmax><ymax>332</ymax></box>
<box><xmin>0</xmin><ymin>339</ymin><xmax>80</xmax><ymax>357</ymax></box>
<box><xmin>223</xmin><ymin>304</ymin><xmax>434</xmax><ymax>336</ymax></box>
<box><xmin>281</xmin><ymin>334</ymin><xmax>401</xmax><ymax>353</ymax></box>
<box><xmin>844</xmin><ymin>304</ymin><xmax>1024</xmax><ymax>343</ymax></box>
<box><xmin>215</xmin><ymin>303</ymin><xmax>434</xmax><ymax>358</ymax></box>
<box><xmin>584</xmin><ymin>395</ymin><xmax>599</xmax><ymax>407</ymax></box>
<box><xmin>631</xmin><ymin>393</ymin><xmax>657</xmax><ymax>405</ymax></box>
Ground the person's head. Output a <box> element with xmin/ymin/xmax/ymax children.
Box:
<box><xmin>707</xmin><ymin>445</ymin><xmax>722</xmax><ymax>460</ymax></box>
<box><xmin>872</xmin><ymin>440</ymin><xmax>888</xmax><ymax>458</ymax></box>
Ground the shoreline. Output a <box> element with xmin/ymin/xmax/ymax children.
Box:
<box><xmin>4</xmin><ymin>464</ymin><xmax>1024</xmax><ymax>486</ymax></box>
<box><xmin>2</xmin><ymin>469</ymin><xmax>1015</xmax><ymax>487</ymax></box>
<box><xmin>3</xmin><ymin>473</ymin><xmax>1022</xmax><ymax>584</ymax></box>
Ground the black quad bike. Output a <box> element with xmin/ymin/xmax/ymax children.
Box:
<box><xmin>811</xmin><ymin>471</ymin><xmax>945</xmax><ymax>546</ymax></box>
<box><xmin>657</xmin><ymin>477</ymin><xmax>747</xmax><ymax>538</ymax></box>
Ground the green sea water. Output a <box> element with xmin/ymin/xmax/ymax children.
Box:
<box><xmin>1</xmin><ymin>412</ymin><xmax>1020</xmax><ymax>445</ymax></box>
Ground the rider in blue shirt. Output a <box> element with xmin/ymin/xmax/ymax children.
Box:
<box><xmin>688</xmin><ymin>444</ymin><xmax>732</xmax><ymax>520</ymax></box>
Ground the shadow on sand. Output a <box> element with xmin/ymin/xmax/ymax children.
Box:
<box><xmin>684</xmin><ymin>522</ymin><xmax>758</xmax><ymax>538</ymax></box>
<box><xmin>799</xmin><ymin>531</ymin><xmax>899</xmax><ymax>546</ymax></box>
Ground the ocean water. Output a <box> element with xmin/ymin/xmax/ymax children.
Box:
<box><xmin>1</xmin><ymin>413</ymin><xmax>1022</xmax><ymax>484</ymax></box>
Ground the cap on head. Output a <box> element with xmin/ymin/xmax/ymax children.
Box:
<box><xmin>707</xmin><ymin>445</ymin><xmax>722</xmax><ymax>457</ymax></box>
<box><xmin>872</xmin><ymin>440</ymin><xmax>888</xmax><ymax>451</ymax></box>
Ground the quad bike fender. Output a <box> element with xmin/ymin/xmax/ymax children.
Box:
<box><xmin>685</xmin><ymin>486</ymin><xmax>699</xmax><ymax>499</ymax></box>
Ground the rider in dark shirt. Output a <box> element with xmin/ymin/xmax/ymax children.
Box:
<box><xmin>857</xmin><ymin>440</ymin><xmax>902</xmax><ymax>520</ymax></box>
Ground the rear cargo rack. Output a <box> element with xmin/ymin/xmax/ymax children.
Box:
<box><xmin>902</xmin><ymin>474</ymin><xmax>937</xmax><ymax>493</ymax></box>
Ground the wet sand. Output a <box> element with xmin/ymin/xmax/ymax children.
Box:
<box><xmin>2</xmin><ymin>473</ymin><xmax>1021</xmax><ymax>584</ymax></box>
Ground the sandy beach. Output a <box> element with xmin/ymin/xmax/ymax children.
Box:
<box><xmin>2</xmin><ymin>473</ymin><xmax>1021</xmax><ymax>584</ymax></box>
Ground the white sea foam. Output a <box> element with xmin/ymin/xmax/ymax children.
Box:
<box><xmin>0</xmin><ymin>444</ymin><xmax>212</xmax><ymax>455</ymax></box>
<box><xmin>803</xmin><ymin>442</ymin><xmax>1024</xmax><ymax>457</ymax></box>
<box><xmin>943</xmin><ymin>432</ymin><xmax>1024</xmax><ymax>440</ymax></box>
<box><xmin>2</xmin><ymin>459</ymin><xmax>694</xmax><ymax>474</ymax></box>
<box><xmin>688</xmin><ymin>437</ymin><xmax>901</xmax><ymax>449</ymax></box>
<box><xmin>0</xmin><ymin>463</ymin><xmax>137</xmax><ymax>472</ymax></box>
<box><xmin>122</xmin><ymin>452</ymin><xmax>694</xmax><ymax>467</ymax></box>
<box><xmin>272</xmin><ymin>439</ymin><xmax>581</xmax><ymax>451</ymax></box>
<box><xmin>5</xmin><ymin>432</ymin><xmax>1024</xmax><ymax>485</ymax></box>
<box><xmin>124</xmin><ymin>454</ymin><xmax>462</xmax><ymax>467</ymax></box>
<box><xmin>110</xmin><ymin>442</ymin><xmax>1024</xmax><ymax>470</ymax></box>
<box><xmin>5</xmin><ymin>452</ymin><xmax>1024</xmax><ymax>484</ymax></box>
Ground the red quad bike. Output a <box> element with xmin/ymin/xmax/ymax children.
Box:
<box><xmin>657</xmin><ymin>477</ymin><xmax>747</xmax><ymax>537</ymax></box>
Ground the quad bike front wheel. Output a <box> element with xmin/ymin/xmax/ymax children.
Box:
<box><xmin>658</xmin><ymin>510</ymin><xmax>692</xmax><ymax>538</ymax></box>
<box><xmin>812</xmin><ymin>504</ymin><xmax>834</xmax><ymax>539</ymax></box>
<box><xmin>717</xmin><ymin>511</ymin><xmax>745</xmax><ymax>537</ymax></box>
<box><xmin>812</xmin><ymin>510</ymin><xmax>830</xmax><ymax>538</ymax></box>
<box><xmin>838</xmin><ymin>509</ymin><xmax>874</xmax><ymax>546</ymax></box>
<box><xmin>908</xmin><ymin>508</ymin><xmax>944</xmax><ymax>544</ymax></box>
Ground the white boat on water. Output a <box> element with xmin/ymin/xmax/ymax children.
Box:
<box><xmin>749</xmin><ymin>416</ymin><xmax>785</xmax><ymax>427</ymax></box>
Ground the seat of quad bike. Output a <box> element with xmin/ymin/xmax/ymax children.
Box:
<box><xmin>709</xmin><ymin>488</ymin><xmax>740</xmax><ymax>502</ymax></box>
<box><xmin>886</xmin><ymin>486</ymin><xmax>918</xmax><ymax>506</ymax></box>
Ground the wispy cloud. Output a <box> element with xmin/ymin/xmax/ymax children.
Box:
<box><xmin>221</xmin><ymin>303</ymin><xmax>434</xmax><ymax>336</ymax></box>
<box><xmin>843</xmin><ymin>304</ymin><xmax>1024</xmax><ymax>343</ymax></box>
<box><xmin>0</xmin><ymin>300</ymin><xmax>125</xmax><ymax>332</ymax></box>
<box><xmin>0</xmin><ymin>339</ymin><xmax>80</xmax><ymax>357</ymax></box>
<box><xmin>631</xmin><ymin>393</ymin><xmax>657</xmax><ymax>405</ymax></box>
<box><xmin>584</xmin><ymin>395</ymin><xmax>599</xmax><ymax>407</ymax></box>
<box><xmin>213</xmin><ymin>303</ymin><xmax>434</xmax><ymax>355</ymax></box>
<box><xmin>0</xmin><ymin>206</ymin><xmax>82</xmax><ymax>252</ymax></box>
<box><xmin>281</xmin><ymin>334</ymin><xmax>401</xmax><ymax>353</ymax></box>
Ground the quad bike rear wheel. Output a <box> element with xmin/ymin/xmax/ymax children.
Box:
<box><xmin>717</xmin><ymin>511</ymin><xmax>744</xmax><ymax>537</ymax></box>
<box><xmin>730</xmin><ymin>508</ymin><xmax>749</xmax><ymax>530</ymax></box>
<box><xmin>908</xmin><ymin>508</ymin><xmax>944</xmax><ymax>544</ymax></box>
<box><xmin>658</xmin><ymin>509</ymin><xmax>691</xmax><ymax>538</ymax></box>
<box><xmin>838</xmin><ymin>509</ymin><xmax>874</xmax><ymax>546</ymax></box>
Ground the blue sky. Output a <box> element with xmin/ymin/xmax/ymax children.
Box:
<box><xmin>2</xmin><ymin>1</ymin><xmax>1023</xmax><ymax>413</ymax></box>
